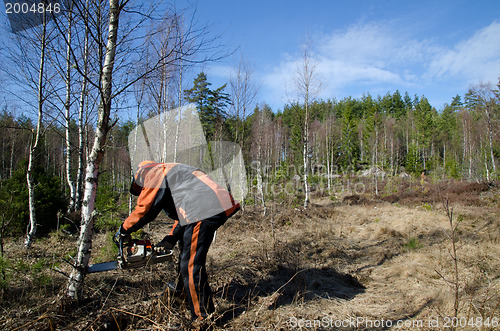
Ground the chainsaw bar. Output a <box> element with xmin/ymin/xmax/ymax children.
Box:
<box><xmin>87</xmin><ymin>239</ymin><xmax>173</xmax><ymax>274</ymax></box>
<box><xmin>88</xmin><ymin>261</ymin><xmax>119</xmax><ymax>273</ymax></box>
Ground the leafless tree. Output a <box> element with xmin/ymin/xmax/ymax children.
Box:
<box><xmin>295</xmin><ymin>37</ymin><xmax>322</xmax><ymax>208</ymax></box>
<box><xmin>67</xmin><ymin>0</ymin><xmax>131</xmax><ymax>300</ymax></box>
<box><xmin>1</xmin><ymin>8</ymin><xmax>60</xmax><ymax>247</ymax></box>
<box><xmin>475</xmin><ymin>83</ymin><xmax>497</xmax><ymax>175</ymax></box>
<box><xmin>230</xmin><ymin>53</ymin><xmax>258</xmax><ymax>143</ymax></box>
<box><xmin>65</xmin><ymin>0</ymin><xmax>227</xmax><ymax>300</ymax></box>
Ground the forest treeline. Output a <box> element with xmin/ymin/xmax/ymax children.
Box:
<box><xmin>1</xmin><ymin>74</ymin><xmax>499</xmax><ymax>237</ymax></box>
<box><xmin>0</xmin><ymin>0</ymin><xmax>498</xmax><ymax>244</ymax></box>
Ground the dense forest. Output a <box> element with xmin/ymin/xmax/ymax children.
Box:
<box><xmin>1</xmin><ymin>73</ymin><xmax>499</xmax><ymax>236</ymax></box>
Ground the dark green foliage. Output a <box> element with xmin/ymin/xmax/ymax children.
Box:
<box><xmin>339</xmin><ymin>105</ymin><xmax>360</xmax><ymax>167</ymax></box>
<box><xmin>184</xmin><ymin>72</ymin><xmax>232</xmax><ymax>141</ymax></box>
<box><xmin>445</xmin><ymin>158</ymin><xmax>461</xmax><ymax>179</ymax></box>
<box><xmin>94</xmin><ymin>173</ymin><xmax>128</xmax><ymax>232</ymax></box>
<box><xmin>281</xmin><ymin>103</ymin><xmax>305</xmax><ymax>167</ymax></box>
<box><xmin>405</xmin><ymin>143</ymin><xmax>422</xmax><ymax>174</ymax></box>
<box><xmin>0</xmin><ymin>110</ymin><xmax>33</xmax><ymax>180</ymax></box>
<box><xmin>0</xmin><ymin>161</ymin><xmax>67</xmax><ymax>236</ymax></box>
<box><xmin>0</xmin><ymin>255</ymin><xmax>8</xmax><ymax>291</ymax></box>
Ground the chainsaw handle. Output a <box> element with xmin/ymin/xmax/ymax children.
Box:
<box><xmin>118</xmin><ymin>237</ymin><xmax>124</xmax><ymax>258</ymax></box>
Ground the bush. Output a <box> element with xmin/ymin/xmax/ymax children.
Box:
<box><xmin>0</xmin><ymin>161</ymin><xmax>67</xmax><ymax>236</ymax></box>
<box><xmin>31</xmin><ymin>259</ymin><xmax>52</xmax><ymax>288</ymax></box>
<box><xmin>0</xmin><ymin>255</ymin><xmax>9</xmax><ymax>291</ymax></box>
<box><xmin>94</xmin><ymin>175</ymin><xmax>129</xmax><ymax>232</ymax></box>
<box><xmin>94</xmin><ymin>232</ymin><xmax>119</xmax><ymax>263</ymax></box>
<box><xmin>404</xmin><ymin>237</ymin><xmax>423</xmax><ymax>251</ymax></box>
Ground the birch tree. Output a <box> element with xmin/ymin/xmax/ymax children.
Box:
<box><xmin>475</xmin><ymin>83</ymin><xmax>497</xmax><ymax>175</ymax></box>
<box><xmin>63</xmin><ymin>2</ymin><xmax>77</xmax><ymax>212</ymax></box>
<box><xmin>295</xmin><ymin>38</ymin><xmax>321</xmax><ymax>208</ymax></box>
<box><xmin>24</xmin><ymin>21</ymin><xmax>46</xmax><ymax>247</ymax></box>
<box><xmin>230</xmin><ymin>54</ymin><xmax>258</xmax><ymax>146</ymax></box>
<box><xmin>2</xmin><ymin>9</ymin><xmax>56</xmax><ymax>247</ymax></box>
<box><xmin>75</xmin><ymin>0</ymin><xmax>91</xmax><ymax>210</ymax></box>
<box><xmin>66</xmin><ymin>0</ymin><xmax>221</xmax><ymax>299</ymax></box>
<box><xmin>67</xmin><ymin>0</ymin><xmax>126</xmax><ymax>299</ymax></box>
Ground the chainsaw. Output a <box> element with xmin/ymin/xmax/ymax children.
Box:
<box><xmin>87</xmin><ymin>238</ymin><xmax>173</xmax><ymax>273</ymax></box>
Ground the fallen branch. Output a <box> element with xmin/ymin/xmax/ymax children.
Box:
<box><xmin>99</xmin><ymin>277</ymin><xmax>119</xmax><ymax>313</ymax></box>
<box><xmin>52</xmin><ymin>266</ymin><xmax>70</xmax><ymax>279</ymax></box>
<box><xmin>252</xmin><ymin>268</ymin><xmax>309</xmax><ymax>326</ymax></box>
<box><xmin>110</xmin><ymin>307</ymin><xmax>162</xmax><ymax>328</ymax></box>
<box><xmin>11</xmin><ymin>313</ymin><xmax>50</xmax><ymax>331</ymax></box>
<box><xmin>111</xmin><ymin>311</ymin><xmax>121</xmax><ymax>331</ymax></box>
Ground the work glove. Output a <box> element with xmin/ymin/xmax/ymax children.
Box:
<box><xmin>113</xmin><ymin>225</ymin><xmax>131</xmax><ymax>246</ymax></box>
<box><xmin>154</xmin><ymin>235</ymin><xmax>175</xmax><ymax>253</ymax></box>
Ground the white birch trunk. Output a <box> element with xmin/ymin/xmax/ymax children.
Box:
<box><xmin>326</xmin><ymin>121</ymin><xmax>331</xmax><ymax>192</ymax></box>
<box><xmin>67</xmin><ymin>0</ymin><xmax>122</xmax><ymax>299</ymax></box>
<box><xmin>174</xmin><ymin>61</ymin><xmax>183</xmax><ymax>162</ymax></box>
<box><xmin>162</xmin><ymin>83</ymin><xmax>169</xmax><ymax>162</ymax></box>
<box><xmin>25</xmin><ymin>12</ymin><xmax>47</xmax><ymax>248</ymax></box>
<box><xmin>65</xmin><ymin>5</ymin><xmax>76</xmax><ymax>211</ymax></box>
<box><xmin>303</xmin><ymin>111</ymin><xmax>309</xmax><ymax>208</ymax></box>
<box><xmin>390</xmin><ymin>136</ymin><xmax>394</xmax><ymax>175</ymax></box>
<box><xmin>483</xmin><ymin>139</ymin><xmax>490</xmax><ymax>182</ymax></box>
<box><xmin>257</xmin><ymin>114</ymin><xmax>266</xmax><ymax>215</ymax></box>
<box><xmin>485</xmin><ymin>106</ymin><xmax>497</xmax><ymax>174</ymax></box>
<box><xmin>76</xmin><ymin>0</ymin><xmax>90</xmax><ymax>211</ymax></box>
<box><xmin>256</xmin><ymin>162</ymin><xmax>266</xmax><ymax>215</ymax></box>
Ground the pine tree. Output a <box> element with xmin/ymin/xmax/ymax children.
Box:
<box><xmin>340</xmin><ymin>106</ymin><xmax>359</xmax><ymax>168</ymax></box>
<box><xmin>184</xmin><ymin>72</ymin><xmax>212</xmax><ymax>134</ymax></box>
<box><xmin>184</xmin><ymin>72</ymin><xmax>231</xmax><ymax>140</ymax></box>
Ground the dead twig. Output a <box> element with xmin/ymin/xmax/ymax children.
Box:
<box><xmin>110</xmin><ymin>307</ymin><xmax>163</xmax><ymax>329</ymax></box>
<box><xmin>100</xmin><ymin>276</ymin><xmax>119</xmax><ymax>313</ymax></box>
<box><xmin>252</xmin><ymin>268</ymin><xmax>309</xmax><ymax>326</ymax></box>
<box><xmin>111</xmin><ymin>311</ymin><xmax>121</xmax><ymax>331</ymax></box>
<box><xmin>84</xmin><ymin>309</ymin><xmax>112</xmax><ymax>330</ymax></box>
<box><xmin>435</xmin><ymin>199</ymin><xmax>461</xmax><ymax>327</ymax></box>
<box><xmin>51</xmin><ymin>266</ymin><xmax>70</xmax><ymax>279</ymax></box>
<box><xmin>11</xmin><ymin>313</ymin><xmax>50</xmax><ymax>331</ymax></box>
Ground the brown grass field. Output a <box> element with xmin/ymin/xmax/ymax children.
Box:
<box><xmin>1</xmin><ymin>179</ymin><xmax>499</xmax><ymax>330</ymax></box>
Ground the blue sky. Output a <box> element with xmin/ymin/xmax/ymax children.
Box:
<box><xmin>1</xmin><ymin>1</ymin><xmax>499</xmax><ymax>116</ymax></box>
<box><xmin>180</xmin><ymin>0</ymin><xmax>500</xmax><ymax>112</ymax></box>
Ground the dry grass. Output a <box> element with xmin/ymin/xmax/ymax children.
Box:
<box><xmin>0</xmin><ymin>180</ymin><xmax>498</xmax><ymax>330</ymax></box>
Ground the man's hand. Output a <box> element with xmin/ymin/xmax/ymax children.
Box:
<box><xmin>113</xmin><ymin>225</ymin><xmax>131</xmax><ymax>246</ymax></box>
<box><xmin>154</xmin><ymin>236</ymin><xmax>175</xmax><ymax>253</ymax></box>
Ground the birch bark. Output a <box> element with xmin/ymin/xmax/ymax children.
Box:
<box><xmin>25</xmin><ymin>11</ymin><xmax>48</xmax><ymax>248</ymax></box>
<box><xmin>64</xmin><ymin>4</ymin><xmax>76</xmax><ymax>211</ymax></box>
<box><xmin>67</xmin><ymin>0</ymin><xmax>123</xmax><ymax>299</ymax></box>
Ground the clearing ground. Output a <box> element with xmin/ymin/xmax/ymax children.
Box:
<box><xmin>1</xmin><ymin>180</ymin><xmax>499</xmax><ymax>330</ymax></box>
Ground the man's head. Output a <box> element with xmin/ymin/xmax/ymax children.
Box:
<box><xmin>130</xmin><ymin>160</ymin><xmax>157</xmax><ymax>196</ymax></box>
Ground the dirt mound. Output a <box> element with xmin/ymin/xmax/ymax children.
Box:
<box><xmin>381</xmin><ymin>179</ymin><xmax>497</xmax><ymax>207</ymax></box>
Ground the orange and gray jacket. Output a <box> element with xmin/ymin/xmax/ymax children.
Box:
<box><xmin>122</xmin><ymin>162</ymin><xmax>240</xmax><ymax>234</ymax></box>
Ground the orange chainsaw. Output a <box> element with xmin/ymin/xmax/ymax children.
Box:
<box><xmin>87</xmin><ymin>238</ymin><xmax>173</xmax><ymax>273</ymax></box>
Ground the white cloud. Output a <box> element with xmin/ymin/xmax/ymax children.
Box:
<box><xmin>261</xmin><ymin>21</ymin><xmax>430</xmax><ymax>102</ymax></box>
<box><xmin>319</xmin><ymin>23</ymin><xmax>409</xmax><ymax>66</ymax></box>
<box><xmin>261</xmin><ymin>20</ymin><xmax>500</xmax><ymax>106</ymax></box>
<box><xmin>428</xmin><ymin>21</ymin><xmax>500</xmax><ymax>83</ymax></box>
